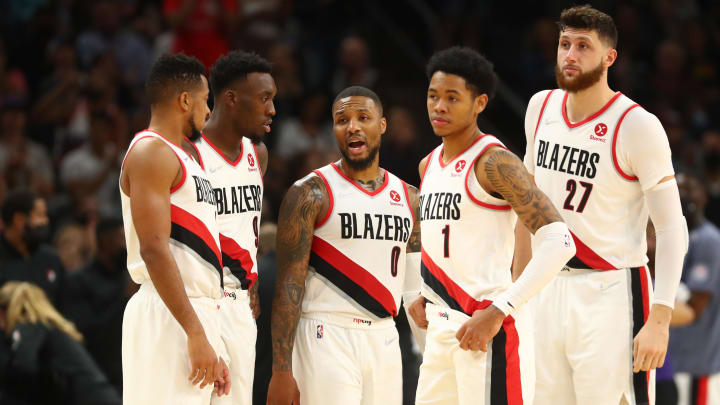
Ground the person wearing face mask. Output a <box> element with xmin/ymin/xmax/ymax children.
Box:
<box><xmin>0</xmin><ymin>189</ymin><xmax>66</xmax><ymax>311</ymax></box>
<box><xmin>65</xmin><ymin>216</ymin><xmax>135</xmax><ymax>392</ymax></box>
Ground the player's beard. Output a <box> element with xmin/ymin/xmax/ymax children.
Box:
<box><xmin>340</xmin><ymin>142</ymin><xmax>380</xmax><ymax>171</ymax></box>
<box><xmin>187</xmin><ymin>116</ymin><xmax>202</xmax><ymax>141</ymax></box>
<box><xmin>555</xmin><ymin>60</ymin><xmax>605</xmax><ymax>92</ymax></box>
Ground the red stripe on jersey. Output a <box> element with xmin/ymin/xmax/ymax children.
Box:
<box><xmin>121</xmin><ymin>135</ymin><xmax>188</xmax><ymax>195</ymax></box>
<box><xmin>200</xmin><ymin>132</ymin><xmax>244</xmax><ymax>166</ymax></box>
<box><xmin>311</xmin><ymin>236</ymin><xmax>397</xmax><ymax>316</ymax></box>
<box><xmin>330</xmin><ymin>163</ymin><xmax>389</xmax><ymax>196</ymax></box>
<box><xmin>697</xmin><ymin>376</ymin><xmax>708</xmax><ymax>405</ymax></box>
<box><xmin>170</xmin><ymin>204</ymin><xmax>221</xmax><ymax>265</ymax></box>
<box><xmin>312</xmin><ymin>170</ymin><xmax>334</xmax><ymax>228</ymax></box>
<box><xmin>638</xmin><ymin>266</ymin><xmax>650</xmax><ymax>322</ymax></box>
<box><xmin>419</xmin><ymin>150</ymin><xmax>435</xmax><ymax>192</ymax></box>
<box><xmin>421</xmin><ymin>248</ymin><xmax>488</xmax><ymax>314</ymax></box>
<box><xmin>611</xmin><ymin>104</ymin><xmax>641</xmax><ymax>181</ymax></box>
<box><xmin>570</xmin><ymin>231</ymin><xmax>617</xmax><ymax>270</ymax></box>
<box><xmin>437</xmin><ymin>134</ymin><xmax>487</xmax><ymax>169</ymax></box>
<box><xmin>219</xmin><ymin>233</ymin><xmax>255</xmax><ymax>274</ymax></box>
<box><xmin>401</xmin><ymin>181</ymin><xmax>415</xmax><ymax>221</ymax></box>
<box><xmin>533</xmin><ymin>90</ymin><xmax>555</xmax><ymax>140</ymax></box>
<box><xmin>561</xmin><ymin>91</ymin><xmax>623</xmax><ymax>129</ymax></box>
<box><xmin>503</xmin><ymin>316</ymin><xmax>524</xmax><ymax>405</ymax></box>
<box><xmin>465</xmin><ymin>141</ymin><xmax>512</xmax><ymax>210</ymax></box>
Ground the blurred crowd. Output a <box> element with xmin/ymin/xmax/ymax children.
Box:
<box><xmin>0</xmin><ymin>0</ymin><xmax>718</xmax><ymax>404</ymax></box>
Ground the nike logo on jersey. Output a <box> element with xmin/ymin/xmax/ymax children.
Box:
<box><xmin>599</xmin><ymin>281</ymin><xmax>621</xmax><ymax>291</ymax></box>
<box><xmin>339</xmin><ymin>212</ymin><xmax>411</xmax><ymax>243</ymax></box>
<box><xmin>536</xmin><ymin>140</ymin><xmax>600</xmax><ymax>179</ymax></box>
<box><xmin>213</xmin><ymin>185</ymin><xmax>262</xmax><ymax>215</ymax></box>
<box><xmin>384</xmin><ymin>336</ymin><xmax>397</xmax><ymax>345</ymax></box>
<box><xmin>418</xmin><ymin>192</ymin><xmax>461</xmax><ymax>221</ymax></box>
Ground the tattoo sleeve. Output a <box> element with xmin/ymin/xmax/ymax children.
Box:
<box><xmin>483</xmin><ymin>148</ymin><xmax>563</xmax><ymax>234</ymax></box>
<box><xmin>406</xmin><ymin>184</ymin><xmax>421</xmax><ymax>253</ymax></box>
<box><xmin>270</xmin><ymin>175</ymin><xmax>327</xmax><ymax>372</ymax></box>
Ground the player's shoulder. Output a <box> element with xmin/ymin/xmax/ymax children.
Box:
<box><xmin>419</xmin><ymin>146</ymin><xmax>440</xmax><ymax>178</ymax></box>
<box><xmin>126</xmin><ymin>134</ymin><xmax>178</xmax><ymax>164</ymax></box>
<box><xmin>617</xmin><ymin>100</ymin><xmax>664</xmax><ymax>134</ymax></box>
<box><xmin>527</xmin><ymin>89</ymin><xmax>557</xmax><ymax>111</ymax></box>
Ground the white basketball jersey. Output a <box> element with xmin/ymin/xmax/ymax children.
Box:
<box><xmin>194</xmin><ymin>134</ymin><xmax>263</xmax><ymax>290</ymax></box>
<box><xmin>303</xmin><ymin>163</ymin><xmax>415</xmax><ymax>320</ymax></box>
<box><xmin>419</xmin><ymin>134</ymin><xmax>518</xmax><ymax>315</ymax></box>
<box><xmin>528</xmin><ymin>90</ymin><xmax>660</xmax><ymax>269</ymax></box>
<box><xmin>120</xmin><ymin>131</ymin><xmax>223</xmax><ymax>299</ymax></box>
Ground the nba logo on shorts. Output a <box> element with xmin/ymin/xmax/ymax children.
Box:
<box><xmin>316</xmin><ymin>324</ymin><xmax>324</xmax><ymax>339</ymax></box>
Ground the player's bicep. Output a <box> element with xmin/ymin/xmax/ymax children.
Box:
<box><xmin>406</xmin><ymin>184</ymin><xmax>421</xmax><ymax>253</ymax></box>
<box><xmin>481</xmin><ymin>148</ymin><xmax>563</xmax><ymax>234</ymax></box>
<box><xmin>621</xmin><ymin>111</ymin><xmax>675</xmax><ymax>191</ymax></box>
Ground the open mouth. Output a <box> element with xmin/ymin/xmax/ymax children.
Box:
<box><xmin>263</xmin><ymin>120</ymin><xmax>272</xmax><ymax>133</ymax></box>
<box><xmin>348</xmin><ymin>140</ymin><xmax>366</xmax><ymax>154</ymax></box>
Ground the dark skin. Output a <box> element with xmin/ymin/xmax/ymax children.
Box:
<box><xmin>119</xmin><ymin>76</ymin><xmax>230</xmax><ymax>395</ymax></box>
<box><xmin>3</xmin><ymin>198</ymin><xmax>49</xmax><ymax>258</ymax></box>
<box><xmin>266</xmin><ymin>96</ymin><xmax>420</xmax><ymax>405</ymax></box>
<box><xmin>408</xmin><ymin>71</ymin><xmax>563</xmax><ymax>352</ymax></box>
<box><xmin>200</xmin><ymin>71</ymin><xmax>276</xmax><ymax>319</ymax></box>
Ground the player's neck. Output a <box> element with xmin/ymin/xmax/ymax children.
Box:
<box><xmin>565</xmin><ymin>81</ymin><xmax>617</xmax><ymax>124</ymax></box>
<box><xmin>440</xmin><ymin>126</ymin><xmax>482</xmax><ymax>163</ymax></box>
<box><xmin>203</xmin><ymin>116</ymin><xmax>244</xmax><ymax>160</ymax></box>
<box><xmin>338</xmin><ymin>158</ymin><xmax>383</xmax><ymax>186</ymax></box>
<box><xmin>147</xmin><ymin>111</ymin><xmax>186</xmax><ymax>146</ymax></box>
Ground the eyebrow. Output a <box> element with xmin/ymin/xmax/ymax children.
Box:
<box><xmin>428</xmin><ymin>87</ymin><xmax>461</xmax><ymax>95</ymax></box>
<box><xmin>559</xmin><ymin>34</ymin><xmax>593</xmax><ymax>42</ymax></box>
<box><xmin>335</xmin><ymin>107</ymin><xmax>372</xmax><ymax>116</ymax></box>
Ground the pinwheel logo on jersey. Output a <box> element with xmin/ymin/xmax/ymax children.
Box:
<box><xmin>594</xmin><ymin>123</ymin><xmax>607</xmax><ymax>137</ymax></box>
<box><xmin>455</xmin><ymin>160</ymin><xmax>466</xmax><ymax>173</ymax></box>
<box><xmin>390</xmin><ymin>190</ymin><xmax>401</xmax><ymax>202</ymax></box>
<box><xmin>247</xmin><ymin>153</ymin><xmax>255</xmax><ymax>167</ymax></box>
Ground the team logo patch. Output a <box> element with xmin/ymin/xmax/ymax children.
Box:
<box><xmin>316</xmin><ymin>324</ymin><xmax>324</xmax><ymax>339</ymax></box>
<box><xmin>390</xmin><ymin>190</ymin><xmax>401</xmax><ymax>202</ymax></box>
<box><xmin>247</xmin><ymin>153</ymin><xmax>255</xmax><ymax>167</ymax></box>
<box><xmin>455</xmin><ymin>160</ymin><xmax>466</xmax><ymax>173</ymax></box>
<box><xmin>594</xmin><ymin>123</ymin><xmax>608</xmax><ymax>136</ymax></box>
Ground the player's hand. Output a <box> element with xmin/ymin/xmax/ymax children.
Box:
<box><xmin>213</xmin><ymin>358</ymin><xmax>231</xmax><ymax>397</ymax></box>
<box><xmin>187</xmin><ymin>331</ymin><xmax>218</xmax><ymax>388</ymax></box>
<box><xmin>266</xmin><ymin>371</ymin><xmax>301</xmax><ymax>405</ymax></box>
<box><xmin>455</xmin><ymin>305</ymin><xmax>506</xmax><ymax>352</ymax></box>
<box><xmin>633</xmin><ymin>304</ymin><xmax>671</xmax><ymax>372</ymax></box>
<box><xmin>249</xmin><ymin>282</ymin><xmax>261</xmax><ymax>319</ymax></box>
<box><xmin>408</xmin><ymin>296</ymin><xmax>429</xmax><ymax>329</ymax></box>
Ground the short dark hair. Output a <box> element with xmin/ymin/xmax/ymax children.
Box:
<box><xmin>332</xmin><ymin>86</ymin><xmax>383</xmax><ymax>115</ymax></box>
<box><xmin>558</xmin><ymin>5</ymin><xmax>618</xmax><ymax>48</ymax></box>
<box><xmin>95</xmin><ymin>216</ymin><xmax>123</xmax><ymax>241</ymax></box>
<box><xmin>209</xmin><ymin>51</ymin><xmax>272</xmax><ymax>96</ymax></box>
<box><xmin>426</xmin><ymin>46</ymin><xmax>497</xmax><ymax>100</ymax></box>
<box><xmin>1</xmin><ymin>189</ymin><xmax>38</xmax><ymax>224</ymax></box>
<box><xmin>146</xmin><ymin>53</ymin><xmax>206</xmax><ymax>104</ymax></box>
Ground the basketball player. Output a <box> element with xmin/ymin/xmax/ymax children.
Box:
<box><xmin>407</xmin><ymin>46</ymin><xmax>576</xmax><ymax>405</ymax></box>
<box><xmin>518</xmin><ymin>6</ymin><xmax>687</xmax><ymax>404</ymax></box>
<box><xmin>120</xmin><ymin>53</ymin><xmax>230</xmax><ymax>404</ymax></box>
<box><xmin>193</xmin><ymin>50</ymin><xmax>275</xmax><ymax>405</ymax></box>
<box><xmin>266</xmin><ymin>86</ymin><xmax>421</xmax><ymax>405</ymax></box>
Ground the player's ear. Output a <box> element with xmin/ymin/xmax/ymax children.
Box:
<box><xmin>179</xmin><ymin>91</ymin><xmax>192</xmax><ymax>112</ymax></box>
<box><xmin>380</xmin><ymin>117</ymin><xmax>387</xmax><ymax>135</ymax></box>
<box><xmin>605</xmin><ymin>48</ymin><xmax>617</xmax><ymax>68</ymax></box>
<box><xmin>474</xmin><ymin>93</ymin><xmax>488</xmax><ymax>115</ymax></box>
<box><xmin>225</xmin><ymin>89</ymin><xmax>236</xmax><ymax>106</ymax></box>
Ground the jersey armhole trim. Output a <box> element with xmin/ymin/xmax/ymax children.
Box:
<box><xmin>401</xmin><ymin>180</ymin><xmax>415</xmax><ymax>221</ymax></box>
<box><xmin>120</xmin><ymin>134</ymin><xmax>187</xmax><ymax>195</ymax></box>
<box><xmin>251</xmin><ymin>143</ymin><xmax>264</xmax><ymax>185</ymax></box>
<box><xmin>312</xmin><ymin>170</ymin><xmax>334</xmax><ymax>229</ymax></box>
<box><xmin>419</xmin><ymin>150</ymin><xmax>435</xmax><ymax>192</ymax></box>
<box><xmin>185</xmin><ymin>136</ymin><xmax>205</xmax><ymax>169</ymax></box>
<box><xmin>465</xmin><ymin>143</ymin><xmax>512</xmax><ymax>210</ymax></box>
<box><xmin>611</xmin><ymin>104</ymin><xmax>641</xmax><ymax>182</ymax></box>
<box><xmin>533</xmin><ymin>89</ymin><xmax>555</xmax><ymax>140</ymax></box>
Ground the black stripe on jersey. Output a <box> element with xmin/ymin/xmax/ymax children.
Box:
<box><xmin>221</xmin><ymin>253</ymin><xmax>252</xmax><ymax>289</ymax></box>
<box><xmin>630</xmin><ymin>267</ymin><xmax>650</xmax><ymax>405</ymax></box>
<box><xmin>309</xmin><ymin>252</ymin><xmax>392</xmax><ymax>318</ymax></box>
<box><xmin>420</xmin><ymin>261</ymin><xmax>465</xmax><ymax>314</ymax></box>
<box><xmin>566</xmin><ymin>255</ymin><xmax>591</xmax><ymax>269</ymax></box>
<box><xmin>170</xmin><ymin>223</ymin><xmax>224</xmax><ymax>282</ymax></box>
<box><xmin>491</xmin><ymin>328</ymin><xmax>509</xmax><ymax>405</ymax></box>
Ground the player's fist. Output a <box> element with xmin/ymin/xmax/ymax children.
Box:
<box><xmin>633</xmin><ymin>305</ymin><xmax>671</xmax><ymax>372</ymax></box>
<box><xmin>408</xmin><ymin>296</ymin><xmax>429</xmax><ymax>329</ymax></box>
<box><xmin>456</xmin><ymin>305</ymin><xmax>505</xmax><ymax>352</ymax></box>
<box><xmin>267</xmin><ymin>371</ymin><xmax>301</xmax><ymax>405</ymax></box>
<box><xmin>213</xmin><ymin>357</ymin><xmax>231</xmax><ymax>397</ymax></box>
<box><xmin>187</xmin><ymin>331</ymin><xmax>218</xmax><ymax>388</ymax></box>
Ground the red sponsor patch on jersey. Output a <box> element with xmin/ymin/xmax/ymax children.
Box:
<box><xmin>247</xmin><ymin>153</ymin><xmax>255</xmax><ymax>167</ymax></box>
<box><xmin>455</xmin><ymin>160</ymin><xmax>466</xmax><ymax>173</ymax></box>
<box><xmin>390</xmin><ymin>190</ymin><xmax>401</xmax><ymax>202</ymax></box>
<box><xmin>594</xmin><ymin>123</ymin><xmax>608</xmax><ymax>137</ymax></box>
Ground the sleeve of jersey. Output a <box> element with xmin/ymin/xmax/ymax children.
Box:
<box><xmin>616</xmin><ymin>109</ymin><xmax>675</xmax><ymax>191</ymax></box>
<box><xmin>522</xmin><ymin>90</ymin><xmax>550</xmax><ymax>175</ymax></box>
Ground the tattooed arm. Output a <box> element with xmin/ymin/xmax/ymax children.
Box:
<box><xmin>266</xmin><ymin>174</ymin><xmax>328</xmax><ymax>405</ymax></box>
<box><xmin>455</xmin><ymin>147</ymin><xmax>575</xmax><ymax>352</ymax></box>
<box><xmin>403</xmin><ymin>183</ymin><xmax>427</xmax><ymax>350</ymax></box>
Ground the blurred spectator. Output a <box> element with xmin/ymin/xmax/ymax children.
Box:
<box><xmin>702</xmin><ymin>128</ymin><xmax>720</xmax><ymax>226</ymax></box>
<box><xmin>0</xmin><ymin>39</ymin><xmax>29</xmax><ymax>108</ymax></box>
<box><xmin>380</xmin><ymin>105</ymin><xmax>426</xmax><ymax>186</ymax></box>
<box><xmin>274</xmin><ymin>91</ymin><xmax>335</xmax><ymax>158</ymax></box>
<box><xmin>54</xmin><ymin>222</ymin><xmax>94</xmax><ymax>275</ymax></box>
<box><xmin>0</xmin><ymin>189</ymin><xmax>66</xmax><ymax>310</ymax></box>
<box><xmin>0</xmin><ymin>282</ymin><xmax>121</xmax><ymax>405</ymax></box>
<box><xmin>0</xmin><ymin>103</ymin><xmax>54</xmax><ymax>198</ymax></box>
<box><xmin>669</xmin><ymin>173</ymin><xmax>720</xmax><ymax>404</ymax></box>
<box><xmin>253</xmin><ymin>222</ymin><xmax>278</xmax><ymax>405</ymax></box>
<box><xmin>331</xmin><ymin>36</ymin><xmax>378</xmax><ymax>96</ymax></box>
<box><xmin>65</xmin><ymin>217</ymin><xmax>133</xmax><ymax>392</ymax></box>
<box><xmin>164</xmin><ymin>0</ymin><xmax>237</xmax><ymax>68</ymax></box>
<box><xmin>59</xmin><ymin>111</ymin><xmax>122</xmax><ymax>218</ymax></box>
<box><xmin>267</xmin><ymin>42</ymin><xmax>304</xmax><ymax>118</ymax></box>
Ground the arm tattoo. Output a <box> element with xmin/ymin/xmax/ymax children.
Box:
<box><xmin>483</xmin><ymin>149</ymin><xmax>563</xmax><ymax>233</ymax></box>
<box><xmin>406</xmin><ymin>184</ymin><xmax>421</xmax><ymax>253</ymax></box>
<box><xmin>270</xmin><ymin>175</ymin><xmax>327</xmax><ymax>371</ymax></box>
<box><xmin>355</xmin><ymin>172</ymin><xmax>386</xmax><ymax>192</ymax></box>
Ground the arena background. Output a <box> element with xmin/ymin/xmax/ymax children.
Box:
<box><xmin>0</xmin><ymin>0</ymin><xmax>718</xmax><ymax>404</ymax></box>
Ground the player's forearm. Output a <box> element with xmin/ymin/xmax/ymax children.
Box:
<box><xmin>142</xmin><ymin>245</ymin><xmax>205</xmax><ymax>337</ymax></box>
<box><xmin>270</xmin><ymin>264</ymin><xmax>307</xmax><ymax>372</ymax></box>
<box><xmin>512</xmin><ymin>222</ymin><xmax>532</xmax><ymax>281</ymax></box>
